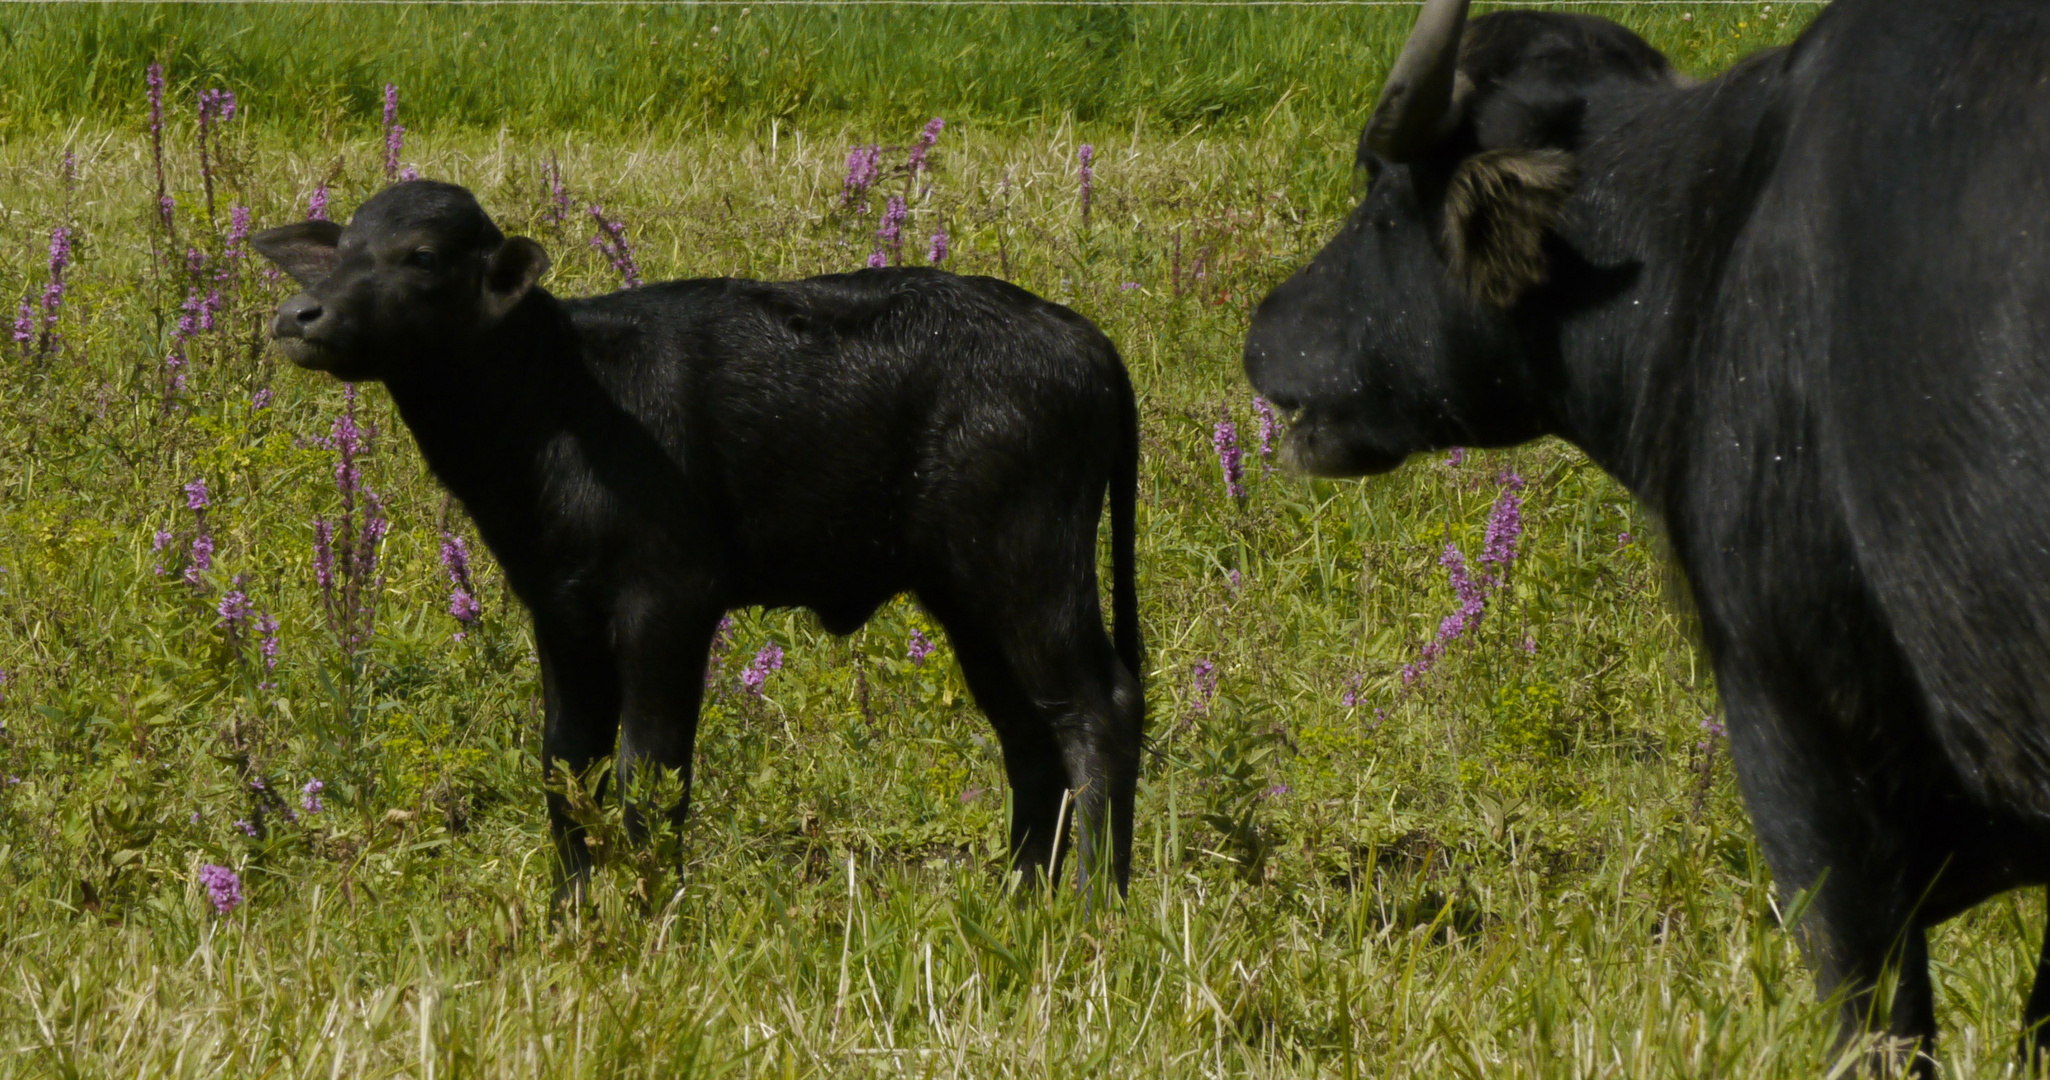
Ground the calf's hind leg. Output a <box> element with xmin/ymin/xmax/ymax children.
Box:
<box><xmin>926</xmin><ymin>592</ymin><xmax>1142</xmax><ymax>897</ymax></box>
<box><xmin>612</xmin><ymin>593</ymin><xmax>726</xmax><ymax>851</ymax></box>
<box><xmin>537</xmin><ymin>626</ymin><xmax>622</xmax><ymax>904</ymax></box>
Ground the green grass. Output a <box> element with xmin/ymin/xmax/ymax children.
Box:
<box><xmin>0</xmin><ymin>2</ymin><xmax>1817</xmax><ymax>136</ymax></box>
<box><xmin>11</xmin><ymin>4</ymin><xmax>2036</xmax><ymax>1077</ymax></box>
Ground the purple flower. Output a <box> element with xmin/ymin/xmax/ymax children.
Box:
<box><xmin>185</xmin><ymin>534</ymin><xmax>214</xmax><ymax>583</ymax></box>
<box><xmin>1227</xmin><ymin>568</ymin><xmax>1242</xmax><ymax>591</ymax></box>
<box><xmin>11</xmin><ymin>299</ymin><xmax>32</xmax><ymax>346</ymax></box>
<box><xmin>907</xmin><ymin>117</ymin><xmax>945</xmax><ymax>179</ymax></box>
<box><xmin>1261</xmin><ymin>784</ymin><xmax>1291</xmax><ymax>800</ymax></box>
<box><xmin>1697</xmin><ymin>714</ymin><xmax>1729</xmax><ymax>751</ymax></box>
<box><xmin>1618</xmin><ymin>531</ymin><xmax>1633</xmax><ymax>547</ymax></box>
<box><xmin>197</xmin><ymin>863</ymin><xmax>242</xmax><ymax>914</ymax></box>
<box><xmin>927</xmin><ymin>229</ymin><xmax>949</xmax><ymax>265</ymax></box>
<box><xmin>878</xmin><ymin>196</ymin><xmax>907</xmax><ymax>264</ymax></box>
<box><xmin>1076</xmin><ymin>144</ymin><xmax>1095</xmax><ymax>223</ymax></box>
<box><xmin>312</xmin><ymin>519</ymin><xmax>335</xmax><ymax>593</ymax></box>
<box><xmin>257</xmin><ymin>611</ymin><xmax>279</xmax><ymax>686</ymax></box>
<box><xmin>1341</xmin><ymin>672</ymin><xmax>1366</xmax><ymax>708</ymax></box>
<box><xmin>1252</xmin><ymin>396</ymin><xmax>1278</xmax><ymax>469</ymax></box>
<box><xmin>1191</xmin><ymin>659</ymin><xmax>1217</xmax><ymax>711</ymax></box>
<box><xmin>184</xmin><ymin>478</ymin><xmax>211</xmax><ymax>511</ymax></box>
<box><xmin>842</xmin><ymin>144</ymin><xmax>882</xmax><ymax>208</ymax></box>
<box><xmin>1120</xmin><ymin>282</ymin><xmax>1140</xmax><ymax>291</ymax></box>
<box><xmin>383</xmin><ymin>84</ymin><xmax>404</xmax><ymax>181</ymax></box>
<box><xmin>251</xmin><ymin>388</ymin><xmax>272</xmax><ymax>411</ymax></box>
<box><xmin>866</xmin><ymin>250</ymin><xmax>886</xmax><ymax>269</ymax></box>
<box><xmin>441</xmin><ymin>532</ymin><xmax>482</xmax><ymax>628</ymax></box>
<box><xmin>1213</xmin><ymin>408</ymin><xmax>1245</xmax><ymax>501</ymax></box>
<box><xmin>907</xmin><ymin>629</ymin><xmax>936</xmax><ymax>666</ymax></box>
<box><xmin>217</xmin><ymin>584</ymin><xmax>251</xmax><ymax>631</ymax></box>
<box><xmin>1445</xmin><ymin>447</ymin><xmax>1466</xmax><ymax>468</ymax></box>
<box><xmin>587</xmin><ymin>205</ymin><xmax>642</xmax><ymax>288</ymax></box>
<box><xmin>308</xmin><ymin>184</ymin><xmax>329</xmax><ymax>222</ymax></box>
<box><xmin>233</xmin><ymin>820</ymin><xmax>257</xmax><ymax>838</ymax></box>
<box><xmin>741</xmin><ymin>642</ymin><xmax>785</xmax><ymax>697</ymax></box>
<box><xmin>1481</xmin><ymin>473</ymin><xmax>1525</xmax><ymax>571</ymax></box>
<box><xmin>301</xmin><ymin>778</ymin><xmax>324</xmax><ymax>814</ymax></box>
<box><xmin>1520</xmin><ymin>633</ymin><xmax>1537</xmax><ymax>655</ymax></box>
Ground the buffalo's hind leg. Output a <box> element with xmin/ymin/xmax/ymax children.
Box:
<box><xmin>925</xmin><ymin>592</ymin><xmax>1143</xmax><ymax>898</ymax></box>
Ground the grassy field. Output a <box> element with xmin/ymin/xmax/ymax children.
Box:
<box><xmin>15</xmin><ymin>3</ymin><xmax>2048</xmax><ymax>1077</ymax></box>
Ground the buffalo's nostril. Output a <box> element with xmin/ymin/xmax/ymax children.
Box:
<box><xmin>295</xmin><ymin>303</ymin><xmax>324</xmax><ymax>325</ymax></box>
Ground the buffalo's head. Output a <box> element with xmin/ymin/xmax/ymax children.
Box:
<box><xmin>1244</xmin><ymin>1</ymin><xmax>1680</xmax><ymax>475</ymax></box>
<box><xmin>251</xmin><ymin>180</ymin><xmax>551</xmax><ymax>383</ymax></box>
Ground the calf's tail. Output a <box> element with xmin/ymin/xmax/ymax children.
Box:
<box><xmin>1109</xmin><ymin>367</ymin><xmax>1143</xmax><ymax>687</ymax></box>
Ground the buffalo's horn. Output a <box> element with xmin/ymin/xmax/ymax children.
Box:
<box><xmin>1363</xmin><ymin>0</ymin><xmax>1472</xmax><ymax>162</ymax></box>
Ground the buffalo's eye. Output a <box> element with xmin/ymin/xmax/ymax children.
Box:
<box><xmin>404</xmin><ymin>249</ymin><xmax>440</xmax><ymax>271</ymax></box>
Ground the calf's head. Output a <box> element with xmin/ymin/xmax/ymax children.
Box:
<box><xmin>252</xmin><ymin>180</ymin><xmax>550</xmax><ymax>382</ymax></box>
<box><xmin>1244</xmin><ymin>0</ymin><xmax>1678</xmax><ymax>475</ymax></box>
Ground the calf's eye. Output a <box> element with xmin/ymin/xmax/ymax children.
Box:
<box><xmin>405</xmin><ymin>249</ymin><xmax>440</xmax><ymax>270</ymax></box>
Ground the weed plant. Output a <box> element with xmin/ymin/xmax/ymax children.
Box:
<box><xmin>7</xmin><ymin>5</ymin><xmax>2044</xmax><ymax>1078</ymax></box>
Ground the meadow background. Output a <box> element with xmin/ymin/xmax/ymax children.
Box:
<box><xmin>6</xmin><ymin>3</ymin><xmax>2041</xmax><ymax>1077</ymax></box>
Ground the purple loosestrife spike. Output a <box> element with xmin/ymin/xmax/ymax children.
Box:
<box><xmin>440</xmin><ymin>532</ymin><xmax>482</xmax><ymax>630</ymax></box>
<box><xmin>257</xmin><ymin>611</ymin><xmax>279</xmax><ymax>688</ymax></box>
<box><xmin>1341</xmin><ymin>672</ymin><xmax>1366</xmax><ymax>708</ymax></box>
<box><xmin>312</xmin><ymin>519</ymin><xmax>335</xmax><ymax>594</ymax></box>
<box><xmin>842</xmin><ymin>144</ymin><xmax>881</xmax><ymax>208</ymax></box>
<box><xmin>301</xmin><ymin>779</ymin><xmax>324</xmax><ymax>814</ymax></box>
<box><xmin>1445</xmin><ymin>447</ymin><xmax>1466</xmax><ymax>467</ymax></box>
<box><xmin>907</xmin><ymin>117</ymin><xmax>945</xmax><ymax>179</ymax></box>
<box><xmin>1481</xmin><ymin>471</ymin><xmax>1525</xmax><ymax>572</ymax></box>
<box><xmin>383</xmin><ymin>84</ymin><xmax>403</xmax><ymax>182</ymax></box>
<box><xmin>1191</xmin><ymin>659</ymin><xmax>1217</xmax><ymax>711</ymax></box>
<box><xmin>878</xmin><ymin>196</ymin><xmax>907</xmax><ymax>264</ymax></box>
<box><xmin>307</xmin><ymin>184</ymin><xmax>329</xmax><ymax>222</ymax></box>
<box><xmin>1520</xmin><ymin>633</ymin><xmax>1538</xmax><ymax>655</ymax></box>
<box><xmin>234</xmin><ymin>820</ymin><xmax>257</xmax><ymax>838</ymax></box>
<box><xmin>1227</xmin><ymin>568</ymin><xmax>1242</xmax><ymax>591</ymax></box>
<box><xmin>185</xmin><ymin>534</ymin><xmax>214</xmax><ymax>584</ymax></box>
<box><xmin>251</xmin><ymin>389</ymin><xmax>271</xmax><ymax>411</ymax></box>
<box><xmin>184</xmin><ymin>478</ymin><xmax>210</xmax><ymax>511</ymax></box>
<box><xmin>586</xmin><ymin>205</ymin><xmax>642</xmax><ymax>288</ymax></box>
<box><xmin>927</xmin><ymin>229</ymin><xmax>949</xmax><ymax>265</ymax></box>
<box><xmin>866</xmin><ymin>249</ymin><xmax>886</xmax><ymax>269</ymax></box>
<box><xmin>217</xmin><ymin>583</ymin><xmax>251</xmax><ymax>631</ymax></box>
<box><xmin>907</xmin><ymin>629</ymin><xmax>936</xmax><ymax>666</ymax></box>
<box><xmin>1076</xmin><ymin>144</ymin><xmax>1095</xmax><ymax>224</ymax></box>
<box><xmin>1252</xmin><ymin>396</ymin><xmax>1278</xmax><ymax>469</ymax></box>
<box><xmin>1213</xmin><ymin>408</ymin><xmax>1245</xmax><ymax>501</ymax></box>
<box><xmin>545</xmin><ymin>156</ymin><xmax>571</xmax><ymax>226</ymax></box>
<box><xmin>197</xmin><ymin>863</ymin><xmax>242</xmax><ymax>914</ymax></box>
<box><xmin>741</xmin><ymin>643</ymin><xmax>785</xmax><ymax>697</ymax></box>
<box><xmin>11</xmin><ymin>299</ymin><xmax>31</xmax><ymax>347</ymax></box>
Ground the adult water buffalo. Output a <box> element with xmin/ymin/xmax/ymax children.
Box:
<box><xmin>1244</xmin><ymin>0</ymin><xmax>2050</xmax><ymax>1067</ymax></box>
<box><xmin>254</xmin><ymin>181</ymin><xmax>1143</xmax><ymax>900</ymax></box>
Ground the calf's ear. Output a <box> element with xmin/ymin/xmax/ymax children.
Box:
<box><xmin>251</xmin><ymin>221</ymin><xmax>344</xmax><ymax>289</ymax></box>
<box><xmin>1442</xmin><ymin>149</ymin><xmax>1577</xmax><ymax>308</ymax></box>
<box><xmin>481</xmin><ymin>237</ymin><xmax>551</xmax><ymax>323</ymax></box>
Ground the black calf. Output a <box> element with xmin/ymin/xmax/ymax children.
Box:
<box><xmin>254</xmin><ymin>180</ymin><xmax>1144</xmax><ymax>896</ymax></box>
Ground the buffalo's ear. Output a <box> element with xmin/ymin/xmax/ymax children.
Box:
<box><xmin>1442</xmin><ymin>149</ymin><xmax>1577</xmax><ymax>307</ymax></box>
<box><xmin>481</xmin><ymin>237</ymin><xmax>551</xmax><ymax>323</ymax></box>
<box><xmin>251</xmin><ymin>221</ymin><xmax>344</xmax><ymax>289</ymax></box>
